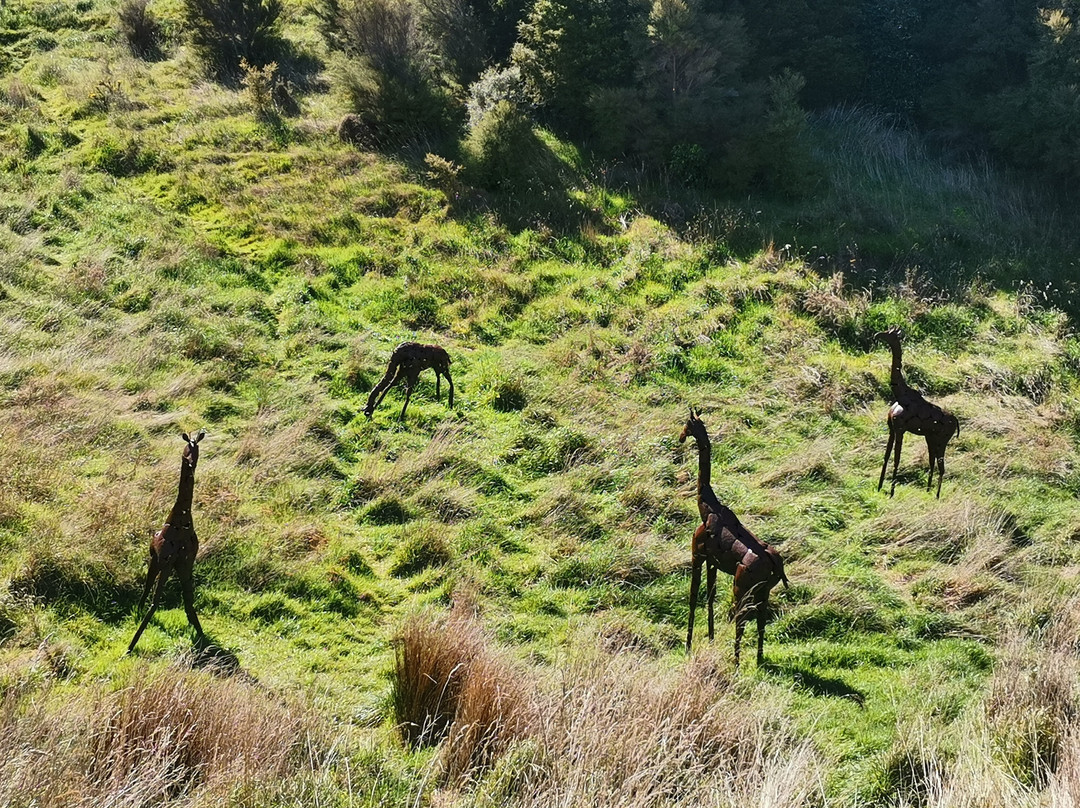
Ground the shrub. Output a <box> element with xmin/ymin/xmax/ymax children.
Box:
<box><xmin>326</xmin><ymin>0</ymin><xmax>457</xmax><ymax>144</ymax></box>
<box><xmin>466</xmin><ymin>64</ymin><xmax>526</xmax><ymax>129</ymax></box>
<box><xmin>669</xmin><ymin>143</ymin><xmax>707</xmax><ymax>187</ymax></box>
<box><xmin>241</xmin><ymin>58</ymin><xmax>279</xmax><ymax>120</ymax></box>
<box><xmin>117</xmin><ymin>0</ymin><xmax>163</xmax><ymax>60</ymax></box>
<box><xmin>462</xmin><ymin>100</ymin><xmax>551</xmax><ymax>192</ymax></box>
<box><xmin>181</xmin><ymin>0</ymin><xmax>285</xmax><ymax>82</ymax></box>
<box><xmin>423</xmin><ymin>152</ymin><xmax>464</xmax><ymax>198</ymax></box>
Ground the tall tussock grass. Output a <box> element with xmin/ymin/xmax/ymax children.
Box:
<box><xmin>0</xmin><ymin>665</ymin><xmax>313</xmax><ymax>806</ymax></box>
<box><xmin>863</xmin><ymin>599</ymin><xmax>1080</xmax><ymax>808</ymax></box>
<box><xmin>395</xmin><ymin>612</ymin><xmax>826</xmax><ymax>804</ymax></box>
<box><xmin>393</xmin><ymin>610</ymin><xmax>532</xmax><ymax>774</ymax></box>
<box><xmin>515</xmin><ymin>652</ymin><xmax>824</xmax><ymax>808</ymax></box>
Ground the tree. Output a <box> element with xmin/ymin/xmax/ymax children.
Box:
<box><xmin>181</xmin><ymin>0</ymin><xmax>285</xmax><ymax>82</ymax></box>
<box><xmin>513</xmin><ymin>0</ymin><xmax>649</xmax><ymax>133</ymax></box>
<box><xmin>634</xmin><ymin>0</ymin><xmax>759</xmax><ymax>179</ymax></box>
<box><xmin>992</xmin><ymin>4</ymin><xmax>1080</xmax><ymax>182</ymax></box>
<box><xmin>323</xmin><ymin>0</ymin><xmax>458</xmax><ymax>142</ymax></box>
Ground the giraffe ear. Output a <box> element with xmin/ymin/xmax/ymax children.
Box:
<box><xmin>182</xmin><ymin>432</ymin><xmax>190</xmax><ymax>443</ymax></box>
<box><xmin>195</xmin><ymin>430</ymin><xmax>206</xmax><ymax>443</ymax></box>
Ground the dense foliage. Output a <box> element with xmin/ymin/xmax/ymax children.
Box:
<box><xmin>313</xmin><ymin>0</ymin><xmax>1080</xmax><ymax>190</ymax></box>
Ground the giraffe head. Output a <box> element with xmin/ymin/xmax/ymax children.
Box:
<box><xmin>181</xmin><ymin>430</ymin><xmax>206</xmax><ymax>470</ymax></box>
<box><xmin>679</xmin><ymin>406</ymin><xmax>708</xmax><ymax>445</ymax></box>
<box><xmin>874</xmin><ymin>325</ymin><xmax>903</xmax><ymax>349</ymax></box>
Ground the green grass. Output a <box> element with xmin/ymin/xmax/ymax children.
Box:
<box><xmin>2</xmin><ymin>0</ymin><xmax>1080</xmax><ymax>805</ymax></box>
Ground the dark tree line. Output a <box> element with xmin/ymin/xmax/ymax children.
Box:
<box><xmin>138</xmin><ymin>0</ymin><xmax>1080</xmax><ymax>190</ymax></box>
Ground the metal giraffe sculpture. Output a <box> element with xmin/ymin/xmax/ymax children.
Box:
<box><xmin>128</xmin><ymin>431</ymin><xmax>206</xmax><ymax>653</ymax></box>
<box><xmin>680</xmin><ymin>409</ymin><xmax>789</xmax><ymax>667</ymax></box>
<box><xmin>364</xmin><ymin>341</ymin><xmax>454</xmax><ymax>421</ymax></box>
<box><xmin>876</xmin><ymin>327</ymin><xmax>960</xmax><ymax>498</ymax></box>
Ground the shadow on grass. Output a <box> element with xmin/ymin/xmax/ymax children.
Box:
<box><xmin>191</xmin><ymin>633</ymin><xmax>258</xmax><ymax>685</ymax></box>
<box><xmin>761</xmin><ymin>659</ymin><xmax>866</xmax><ymax>707</ymax></box>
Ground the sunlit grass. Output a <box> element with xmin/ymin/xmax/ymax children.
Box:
<box><xmin>1</xmin><ymin>0</ymin><xmax>1080</xmax><ymax>805</ymax></box>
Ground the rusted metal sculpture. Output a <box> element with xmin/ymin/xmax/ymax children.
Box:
<box><xmin>364</xmin><ymin>341</ymin><xmax>454</xmax><ymax>421</ymax></box>
<box><xmin>680</xmin><ymin>409</ymin><xmax>788</xmax><ymax>666</ymax></box>
<box><xmin>128</xmin><ymin>430</ymin><xmax>206</xmax><ymax>653</ymax></box>
<box><xmin>875</xmin><ymin>327</ymin><xmax>959</xmax><ymax>498</ymax></box>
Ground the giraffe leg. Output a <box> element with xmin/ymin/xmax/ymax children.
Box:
<box><xmin>445</xmin><ymin>370</ymin><xmax>454</xmax><ymax>408</ymax></box>
<box><xmin>128</xmin><ymin>572</ymin><xmax>167</xmax><ymax>653</ymax></box>
<box><xmin>733</xmin><ymin>607</ymin><xmax>745</xmax><ymax>669</ymax></box>
<box><xmin>936</xmin><ymin>455</ymin><xmax>945</xmax><ymax>499</ymax></box>
<box><xmin>890</xmin><ymin>431</ymin><xmax>905</xmax><ymax>497</ymax></box>
<box><xmin>178</xmin><ymin>562</ymin><xmax>204</xmax><ymax>637</ymax></box>
<box><xmin>435</xmin><ymin>370</ymin><xmax>441</xmax><ymax>402</ymax></box>
<box><xmin>372</xmin><ymin>366</ymin><xmax>402</xmax><ymax>412</ymax></box>
<box><xmin>756</xmin><ymin>598</ymin><xmax>768</xmax><ymax>665</ymax></box>
<box><xmin>926</xmin><ymin>443</ymin><xmax>936</xmax><ymax>493</ymax></box>
<box><xmin>137</xmin><ymin>551</ymin><xmax>159</xmax><ymax>611</ymax></box>
<box><xmin>706</xmin><ymin>564</ymin><xmax>717</xmax><ymax>643</ymax></box>
<box><xmin>878</xmin><ymin>430</ymin><xmax>895</xmax><ymax>491</ymax></box>
<box><xmin>365</xmin><ymin>363</ymin><xmax>400</xmax><ymax>417</ymax></box>
<box><xmin>686</xmin><ymin>558</ymin><xmax>703</xmax><ymax>653</ymax></box>
<box><xmin>399</xmin><ymin>375</ymin><xmax>416</xmax><ymax>420</ymax></box>
<box><xmin>733</xmin><ymin>570</ymin><xmax>749</xmax><ymax>669</ymax></box>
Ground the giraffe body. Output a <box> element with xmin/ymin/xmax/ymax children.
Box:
<box><xmin>364</xmin><ymin>341</ymin><xmax>454</xmax><ymax>421</ymax></box>
<box><xmin>128</xmin><ymin>431</ymin><xmax>206</xmax><ymax>653</ymax></box>
<box><xmin>875</xmin><ymin>328</ymin><xmax>959</xmax><ymax>498</ymax></box>
<box><xmin>680</xmin><ymin>410</ymin><xmax>788</xmax><ymax>666</ymax></box>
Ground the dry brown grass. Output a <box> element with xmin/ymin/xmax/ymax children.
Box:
<box><xmin>984</xmin><ymin>606</ymin><xmax>1080</xmax><ymax>790</ymax></box>
<box><xmin>0</xmin><ymin>664</ymin><xmax>314</xmax><ymax>807</ymax></box>
<box><xmin>864</xmin><ymin>499</ymin><xmax>1018</xmax><ymax>564</ymax></box>
<box><xmin>442</xmin><ymin>648</ymin><xmax>534</xmax><ymax>784</ymax></box>
<box><xmin>510</xmin><ymin>650</ymin><xmax>825</xmax><ymax>808</ymax></box>
<box><xmin>866</xmin><ymin>602</ymin><xmax>1080</xmax><ymax>808</ymax></box>
<box><xmin>394</xmin><ymin>611</ymin><xmax>535</xmax><ymax>785</ymax></box>
<box><xmin>394</xmin><ymin>611</ymin><xmax>484</xmax><ymax>747</ymax></box>
<box><xmin>396</xmin><ymin>610</ymin><xmax>827</xmax><ymax>806</ymax></box>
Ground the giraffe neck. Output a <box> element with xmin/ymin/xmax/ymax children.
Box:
<box><xmin>695</xmin><ymin>433</ymin><xmax>713</xmax><ymax>500</ymax></box>
<box><xmin>888</xmin><ymin>342</ymin><xmax>909</xmax><ymax>398</ymax></box>
<box><xmin>170</xmin><ymin>460</ymin><xmax>195</xmax><ymax>524</ymax></box>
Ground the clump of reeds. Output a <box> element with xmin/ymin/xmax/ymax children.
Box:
<box><xmin>393</xmin><ymin>611</ymin><xmax>533</xmax><ymax>783</ymax></box>
<box><xmin>0</xmin><ymin>665</ymin><xmax>314</xmax><ymax>806</ymax></box>
<box><xmin>395</xmin><ymin>611</ymin><xmax>826</xmax><ymax>804</ymax></box>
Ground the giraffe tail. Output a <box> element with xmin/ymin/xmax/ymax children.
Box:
<box><xmin>768</xmin><ymin>548</ymin><xmax>789</xmax><ymax>588</ymax></box>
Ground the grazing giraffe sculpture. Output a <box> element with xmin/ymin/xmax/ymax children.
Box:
<box><xmin>128</xmin><ymin>430</ymin><xmax>206</xmax><ymax>653</ymax></box>
<box><xmin>875</xmin><ymin>327</ymin><xmax>960</xmax><ymax>498</ymax></box>
<box><xmin>680</xmin><ymin>409</ymin><xmax>789</xmax><ymax>666</ymax></box>
<box><xmin>364</xmin><ymin>341</ymin><xmax>454</xmax><ymax>421</ymax></box>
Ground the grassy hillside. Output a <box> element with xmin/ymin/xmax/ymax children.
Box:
<box><xmin>2</xmin><ymin>1</ymin><xmax>1080</xmax><ymax>806</ymax></box>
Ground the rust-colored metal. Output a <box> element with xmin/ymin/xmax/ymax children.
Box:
<box><xmin>875</xmin><ymin>327</ymin><xmax>959</xmax><ymax>498</ymax></box>
<box><xmin>364</xmin><ymin>341</ymin><xmax>454</xmax><ymax>421</ymax></box>
<box><xmin>679</xmin><ymin>409</ymin><xmax>788</xmax><ymax>666</ymax></box>
<box><xmin>128</xmin><ymin>430</ymin><xmax>206</xmax><ymax>653</ymax></box>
